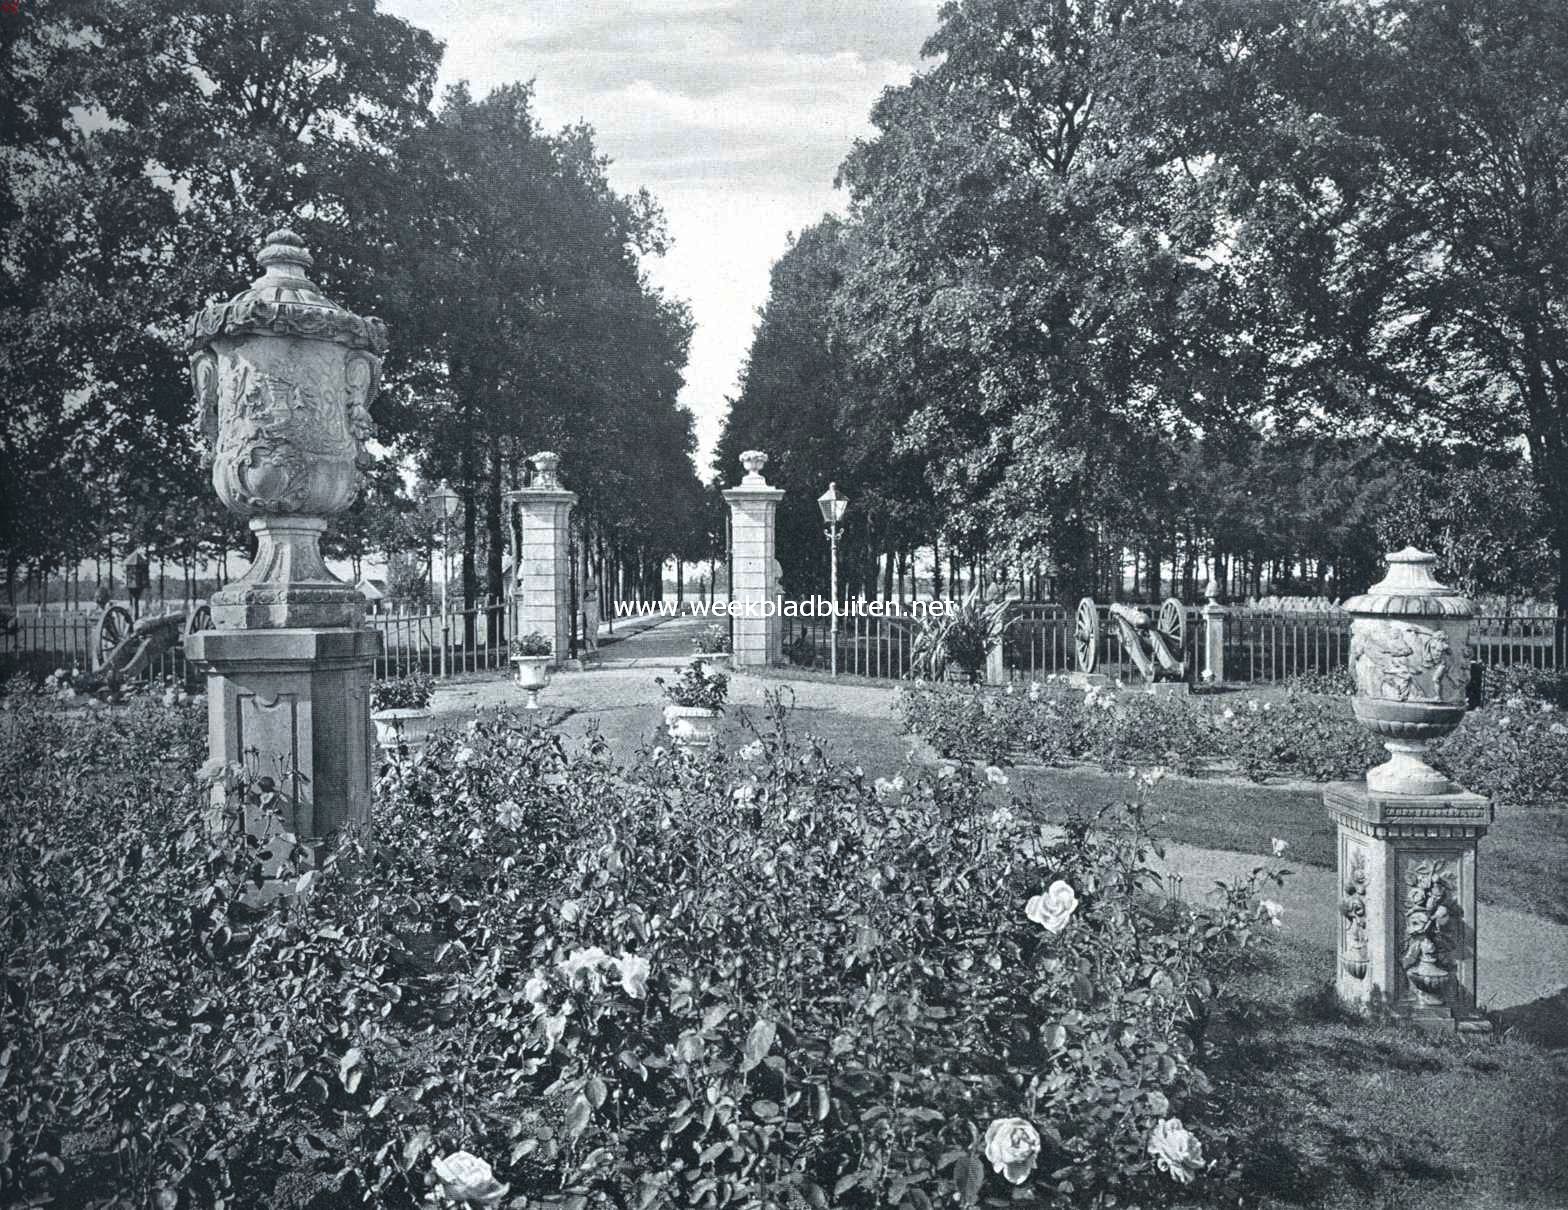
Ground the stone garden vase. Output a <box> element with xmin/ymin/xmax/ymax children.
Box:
<box><xmin>664</xmin><ymin>705</ymin><xmax>721</xmax><ymax>750</ymax></box>
<box><xmin>1345</xmin><ymin>548</ymin><xmax>1473</xmax><ymax>796</ymax></box>
<box><xmin>512</xmin><ymin>656</ymin><xmax>551</xmax><ymax>709</ymax></box>
<box><xmin>372</xmin><ymin>708</ymin><xmax>432</xmax><ymax>754</ymax></box>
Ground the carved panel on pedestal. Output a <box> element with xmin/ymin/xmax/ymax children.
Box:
<box><xmin>1340</xmin><ymin>847</ymin><xmax>1369</xmax><ymax>980</ymax></box>
<box><xmin>235</xmin><ymin>689</ymin><xmax>306</xmax><ymax>836</ymax></box>
<box><xmin>1400</xmin><ymin>855</ymin><xmax>1462</xmax><ymax>1007</ymax></box>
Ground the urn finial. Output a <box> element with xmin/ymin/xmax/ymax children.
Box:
<box><xmin>255</xmin><ymin>229</ymin><xmax>315</xmax><ymax>279</ymax></box>
<box><xmin>739</xmin><ymin>450</ymin><xmax>770</xmax><ymax>486</ymax></box>
<box><xmin>530</xmin><ymin>451</ymin><xmax>562</xmax><ymax>488</ymax></box>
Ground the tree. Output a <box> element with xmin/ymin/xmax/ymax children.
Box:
<box><xmin>1208</xmin><ymin>0</ymin><xmax>1568</xmax><ymax>605</ymax></box>
<box><xmin>834</xmin><ymin>0</ymin><xmax>1261</xmax><ymax>602</ymax></box>
<box><xmin>0</xmin><ymin>0</ymin><xmax>439</xmax><ymax>585</ymax></box>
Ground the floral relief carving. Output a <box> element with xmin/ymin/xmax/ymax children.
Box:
<box><xmin>1340</xmin><ymin>848</ymin><xmax>1369</xmax><ymax>980</ymax></box>
<box><xmin>1350</xmin><ymin>621</ymin><xmax>1468</xmax><ymax>705</ymax></box>
<box><xmin>344</xmin><ymin>353</ymin><xmax>379</xmax><ymax>469</ymax></box>
<box><xmin>1402</xmin><ymin>857</ymin><xmax>1461</xmax><ymax>1005</ymax></box>
<box><xmin>191</xmin><ymin>351</ymin><xmax>221</xmax><ymax>466</ymax></box>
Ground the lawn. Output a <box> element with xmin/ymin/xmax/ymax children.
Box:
<box><xmin>1203</xmin><ymin>937</ymin><xmax>1568</xmax><ymax>1209</ymax></box>
<box><xmin>1002</xmin><ymin>764</ymin><xmax>1568</xmax><ymax>925</ymax></box>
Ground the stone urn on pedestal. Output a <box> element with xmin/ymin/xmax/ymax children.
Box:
<box><xmin>184</xmin><ymin>229</ymin><xmax>386</xmax><ymax>843</ymax></box>
<box><xmin>1324</xmin><ymin>547</ymin><xmax>1492</xmax><ymax>1031</ymax></box>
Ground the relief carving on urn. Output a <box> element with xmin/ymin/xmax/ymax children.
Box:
<box><xmin>187</xmin><ymin>229</ymin><xmax>387</xmax><ymax>628</ymax></box>
<box><xmin>1343</xmin><ymin>548</ymin><xmax>1473</xmax><ymax>796</ymax></box>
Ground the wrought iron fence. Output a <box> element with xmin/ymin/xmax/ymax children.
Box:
<box><xmin>0</xmin><ymin>598</ymin><xmax>526</xmax><ymax>685</ymax></box>
<box><xmin>780</xmin><ymin>610</ymin><xmax>918</xmax><ymax>679</ymax></box>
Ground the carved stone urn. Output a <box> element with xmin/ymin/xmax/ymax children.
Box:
<box><xmin>184</xmin><ymin>230</ymin><xmax>386</xmax><ymax>843</ymax></box>
<box><xmin>187</xmin><ymin>229</ymin><xmax>386</xmax><ymax>629</ymax></box>
<box><xmin>1345</xmin><ymin>548</ymin><xmax>1472</xmax><ymax>796</ymax></box>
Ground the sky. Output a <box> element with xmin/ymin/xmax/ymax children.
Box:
<box><xmin>375</xmin><ymin>0</ymin><xmax>942</xmax><ymax>478</ymax></box>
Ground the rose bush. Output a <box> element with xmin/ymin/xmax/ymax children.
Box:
<box><xmin>898</xmin><ymin>681</ymin><xmax>1386</xmax><ymax>784</ymax></box>
<box><xmin>3</xmin><ymin>686</ymin><xmax>1279</xmax><ymax>1207</ymax></box>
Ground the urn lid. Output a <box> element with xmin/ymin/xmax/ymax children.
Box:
<box><xmin>1342</xmin><ymin>547</ymin><xmax>1473</xmax><ymax>618</ymax></box>
<box><xmin>186</xmin><ymin>229</ymin><xmax>387</xmax><ymax>355</ymax></box>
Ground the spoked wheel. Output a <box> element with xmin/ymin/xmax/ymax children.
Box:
<box><xmin>184</xmin><ymin>604</ymin><xmax>211</xmax><ymax>642</ymax></box>
<box><xmin>1157</xmin><ymin>598</ymin><xmax>1185</xmax><ymax>650</ymax></box>
<box><xmin>1074</xmin><ymin>597</ymin><xmax>1099</xmax><ymax>674</ymax></box>
<box><xmin>94</xmin><ymin>605</ymin><xmax>134</xmax><ymax>670</ymax></box>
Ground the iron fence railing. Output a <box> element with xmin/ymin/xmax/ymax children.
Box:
<box><xmin>778</xmin><ymin>600</ymin><xmax>1568</xmax><ymax>686</ymax></box>
<box><xmin>781</xmin><ymin>611</ymin><xmax>918</xmax><ymax>679</ymax></box>
<box><xmin>0</xmin><ymin>597</ymin><xmax>530</xmax><ymax>686</ymax></box>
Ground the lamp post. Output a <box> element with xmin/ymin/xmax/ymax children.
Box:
<box><xmin>427</xmin><ymin>482</ymin><xmax>460</xmax><ymax>678</ymax></box>
<box><xmin>817</xmin><ymin>482</ymin><xmax>849</xmax><ymax>676</ymax></box>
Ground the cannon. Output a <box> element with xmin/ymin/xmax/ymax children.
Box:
<box><xmin>87</xmin><ymin>605</ymin><xmax>211</xmax><ymax>689</ymax></box>
<box><xmin>1074</xmin><ymin>596</ymin><xmax>1187</xmax><ymax>684</ymax></box>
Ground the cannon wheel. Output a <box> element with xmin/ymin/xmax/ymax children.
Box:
<box><xmin>93</xmin><ymin>605</ymin><xmax>134</xmax><ymax>670</ymax></box>
<box><xmin>184</xmin><ymin>604</ymin><xmax>211</xmax><ymax>643</ymax></box>
<box><xmin>1157</xmin><ymin>598</ymin><xmax>1185</xmax><ymax>651</ymax></box>
<box><xmin>1074</xmin><ymin>597</ymin><xmax>1099</xmax><ymax>674</ymax></box>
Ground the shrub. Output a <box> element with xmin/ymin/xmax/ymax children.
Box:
<box><xmin>656</xmin><ymin>659</ymin><xmax>729</xmax><ymax>710</ymax></box>
<box><xmin>509</xmin><ymin>631</ymin><xmax>553</xmax><ymax>657</ymax></box>
<box><xmin>1281</xmin><ymin>667</ymin><xmax>1354</xmax><ymax>696</ymax></box>
<box><xmin>1436</xmin><ymin>698</ymin><xmax>1568</xmax><ymax>804</ymax></box>
<box><xmin>1479</xmin><ymin>663</ymin><xmax>1568</xmax><ymax>709</ymax></box>
<box><xmin>372</xmin><ymin>672</ymin><xmax>435</xmax><ymax>711</ymax></box>
<box><xmin>1</xmin><ymin>689</ymin><xmax>1278</xmax><ymax>1207</ymax></box>
<box><xmin>691</xmin><ymin>624</ymin><xmax>731</xmax><ymax>655</ymax></box>
<box><xmin>908</xmin><ymin>590</ymin><xmax>1007</xmax><ymax>681</ymax></box>
<box><xmin>1212</xmin><ymin>693</ymin><xmax>1382</xmax><ymax>783</ymax></box>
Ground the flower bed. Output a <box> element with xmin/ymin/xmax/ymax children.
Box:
<box><xmin>897</xmin><ymin>680</ymin><xmax>1380</xmax><ymax>785</ymax></box>
<box><xmin>1</xmin><ymin>685</ymin><xmax>1280</xmax><ymax>1207</ymax></box>
<box><xmin>897</xmin><ymin>677</ymin><xmax>1568</xmax><ymax>803</ymax></box>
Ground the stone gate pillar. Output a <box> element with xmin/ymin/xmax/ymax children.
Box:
<box><xmin>724</xmin><ymin>451</ymin><xmax>784</xmax><ymax>669</ymax></box>
<box><xmin>508</xmin><ymin>452</ymin><xmax>575</xmax><ymax>668</ymax></box>
<box><xmin>184</xmin><ymin>230</ymin><xmax>384</xmax><ymax>843</ymax></box>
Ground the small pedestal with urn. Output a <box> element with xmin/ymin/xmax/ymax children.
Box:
<box><xmin>1326</xmin><ymin>548</ymin><xmax>1493</xmax><ymax>1032</ymax></box>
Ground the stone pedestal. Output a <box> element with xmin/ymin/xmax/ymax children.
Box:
<box><xmin>724</xmin><ymin>451</ymin><xmax>784</xmax><ymax>670</ymax></box>
<box><xmin>1324</xmin><ymin>781</ymin><xmax>1494</xmax><ymax>1031</ymax></box>
<box><xmin>187</xmin><ymin>628</ymin><xmax>382</xmax><ymax>840</ymax></box>
<box><xmin>509</xmin><ymin>452</ymin><xmax>575</xmax><ymax>669</ymax></box>
<box><xmin>1201</xmin><ymin>598</ymin><xmax>1227</xmax><ymax>684</ymax></box>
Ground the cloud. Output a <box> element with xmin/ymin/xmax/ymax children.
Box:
<box><xmin>376</xmin><ymin>0</ymin><xmax>938</xmax><ymax>471</ymax></box>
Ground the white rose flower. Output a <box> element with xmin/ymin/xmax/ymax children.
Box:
<box><xmin>988</xmin><ymin>806</ymin><xmax>1018</xmax><ymax>830</ymax></box>
<box><xmin>1271</xmin><ymin>837</ymin><xmax>1290</xmax><ymax>857</ymax></box>
<box><xmin>522</xmin><ymin>974</ymin><xmax>550</xmax><ymax>1006</ymax></box>
<box><xmin>557</xmin><ymin>946</ymin><xmax>612</xmax><ymax>990</ymax></box>
<box><xmin>560</xmin><ymin>898</ymin><xmax>584</xmax><ymax>924</ymax></box>
<box><xmin>1026</xmin><ymin>880</ymin><xmax>1079</xmax><ymax>934</ymax></box>
<box><xmin>985</xmin><ymin>765</ymin><xmax>1010</xmax><ymax>787</ymax></box>
<box><xmin>1261</xmin><ymin>898</ymin><xmax>1285</xmax><ymax>928</ymax></box>
<box><xmin>1147</xmin><ymin>1117</ymin><xmax>1204</xmax><ymax>1184</ymax></box>
<box><xmin>1222</xmin><ymin>707</ymin><xmax>1235</xmax><ymax>721</ymax></box>
<box><xmin>431</xmin><ymin>1150</ymin><xmax>509</xmax><ymax>1206</ymax></box>
<box><xmin>615</xmin><ymin>952</ymin><xmax>651</xmax><ymax>998</ymax></box>
<box><xmin>739</xmin><ymin>740</ymin><xmax>765</xmax><ymax>760</ymax></box>
<box><xmin>455</xmin><ymin>745</ymin><xmax>476</xmax><ymax>765</ymax></box>
<box><xmin>983</xmin><ymin>1117</ymin><xmax>1041</xmax><ymax>1185</ymax></box>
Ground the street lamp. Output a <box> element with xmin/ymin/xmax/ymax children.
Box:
<box><xmin>817</xmin><ymin>482</ymin><xmax>850</xmax><ymax>676</ymax></box>
<box><xmin>426</xmin><ymin>482</ymin><xmax>460</xmax><ymax>678</ymax></box>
